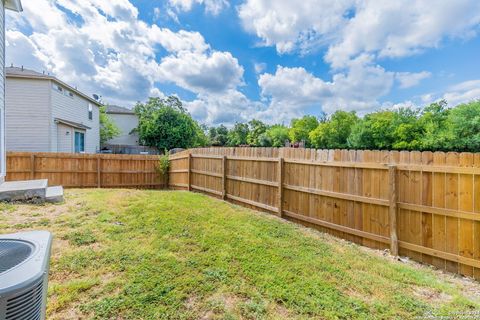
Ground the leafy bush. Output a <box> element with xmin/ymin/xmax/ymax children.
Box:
<box><xmin>156</xmin><ymin>152</ymin><xmax>170</xmax><ymax>188</ymax></box>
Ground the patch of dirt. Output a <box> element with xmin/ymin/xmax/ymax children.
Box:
<box><xmin>198</xmin><ymin>292</ymin><xmax>243</xmax><ymax>319</ymax></box>
<box><xmin>1</xmin><ymin>201</ymin><xmax>71</xmax><ymax>226</ymax></box>
<box><xmin>412</xmin><ymin>285</ymin><xmax>452</xmax><ymax>304</ymax></box>
<box><xmin>273</xmin><ymin>303</ymin><xmax>291</xmax><ymax>318</ymax></box>
<box><xmin>50</xmin><ymin>307</ymin><xmax>87</xmax><ymax>320</ymax></box>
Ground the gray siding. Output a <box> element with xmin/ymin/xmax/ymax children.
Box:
<box><xmin>5</xmin><ymin>78</ymin><xmax>51</xmax><ymax>152</ymax></box>
<box><xmin>56</xmin><ymin>123</ymin><xmax>73</xmax><ymax>152</ymax></box>
<box><xmin>50</xmin><ymin>84</ymin><xmax>100</xmax><ymax>153</ymax></box>
<box><xmin>106</xmin><ymin>113</ymin><xmax>139</xmax><ymax>146</ymax></box>
<box><xmin>0</xmin><ymin>1</ymin><xmax>4</xmax><ymax>180</ymax></box>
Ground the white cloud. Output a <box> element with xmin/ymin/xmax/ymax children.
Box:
<box><xmin>258</xmin><ymin>56</ymin><xmax>394</xmax><ymax>121</ymax></box>
<box><xmin>239</xmin><ymin>0</ymin><xmax>480</xmax><ymax>67</ymax></box>
<box><xmin>6</xmin><ymin>0</ymin><xmax>243</xmax><ymax>109</ymax></box>
<box><xmin>158</xmin><ymin>50</ymin><xmax>244</xmax><ymax>94</ymax></box>
<box><xmin>442</xmin><ymin>80</ymin><xmax>480</xmax><ymax>106</ymax></box>
<box><xmin>238</xmin><ymin>0</ymin><xmax>353</xmax><ymax>54</ymax></box>
<box><xmin>254</xmin><ymin>62</ymin><xmax>266</xmax><ymax>74</ymax></box>
<box><xmin>185</xmin><ymin>89</ymin><xmax>265</xmax><ymax>125</ymax></box>
<box><xmin>169</xmin><ymin>0</ymin><xmax>229</xmax><ymax>15</ymax></box>
<box><xmin>326</xmin><ymin>1</ymin><xmax>480</xmax><ymax>68</ymax></box>
<box><xmin>395</xmin><ymin>71</ymin><xmax>431</xmax><ymax>89</ymax></box>
<box><xmin>149</xmin><ymin>27</ymin><xmax>209</xmax><ymax>53</ymax></box>
<box><xmin>5</xmin><ymin>31</ymin><xmax>47</xmax><ymax>71</ymax></box>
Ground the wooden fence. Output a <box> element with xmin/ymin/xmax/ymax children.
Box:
<box><xmin>170</xmin><ymin>147</ymin><xmax>480</xmax><ymax>280</ymax></box>
<box><xmin>6</xmin><ymin>148</ymin><xmax>480</xmax><ymax>280</ymax></box>
<box><xmin>6</xmin><ymin>152</ymin><xmax>166</xmax><ymax>188</ymax></box>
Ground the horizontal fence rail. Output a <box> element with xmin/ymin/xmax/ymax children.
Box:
<box><xmin>6</xmin><ymin>152</ymin><xmax>166</xmax><ymax>188</ymax></box>
<box><xmin>168</xmin><ymin>147</ymin><xmax>480</xmax><ymax>280</ymax></box>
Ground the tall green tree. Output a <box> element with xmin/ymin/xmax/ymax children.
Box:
<box><xmin>208</xmin><ymin>125</ymin><xmax>229</xmax><ymax>146</ymax></box>
<box><xmin>419</xmin><ymin>100</ymin><xmax>450</xmax><ymax>151</ymax></box>
<box><xmin>99</xmin><ymin>105</ymin><xmax>120</xmax><ymax>145</ymax></box>
<box><xmin>246</xmin><ymin>119</ymin><xmax>268</xmax><ymax>146</ymax></box>
<box><xmin>443</xmin><ymin>101</ymin><xmax>480</xmax><ymax>152</ymax></box>
<box><xmin>289</xmin><ymin>115</ymin><xmax>319</xmax><ymax>147</ymax></box>
<box><xmin>348</xmin><ymin>108</ymin><xmax>424</xmax><ymax>150</ymax></box>
<box><xmin>348</xmin><ymin>111</ymin><xmax>396</xmax><ymax>150</ymax></box>
<box><xmin>310</xmin><ymin>111</ymin><xmax>359</xmax><ymax>149</ymax></box>
<box><xmin>135</xmin><ymin>96</ymin><xmax>203</xmax><ymax>150</ymax></box>
<box><xmin>227</xmin><ymin>123</ymin><xmax>249</xmax><ymax>146</ymax></box>
<box><xmin>390</xmin><ymin>108</ymin><xmax>424</xmax><ymax>150</ymax></box>
<box><xmin>265</xmin><ymin>125</ymin><xmax>290</xmax><ymax>147</ymax></box>
<box><xmin>193</xmin><ymin>123</ymin><xmax>209</xmax><ymax>147</ymax></box>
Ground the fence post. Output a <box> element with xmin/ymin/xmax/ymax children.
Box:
<box><xmin>388</xmin><ymin>165</ymin><xmax>398</xmax><ymax>256</ymax></box>
<box><xmin>277</xmin><ymin>157</ymin><xmax>284</xmax><ymax>217</ymax></box>
<box><xmin>30</xmin><ymin>154</ymin><xmax>35</xmax><ymax>179</ymax></box>
<box><xmin>97</xmin><ymin>157</ymin><xmax>101</xmax><ymax>188</ymax></box>
<box><xmin>222</xmin><ymin>156</ymin><xmax>227</xmax><ymax>200</ymax></box>
<box><xmin>187</xmin><ymin>153</ymin><xmax>192</xmax><ymax>191</ymax></box>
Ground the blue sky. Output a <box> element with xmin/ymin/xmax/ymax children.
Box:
<box><xmin>5</xmin><ymin>0</ymin><xmax>480</xmax><ymax>126</ymax></box>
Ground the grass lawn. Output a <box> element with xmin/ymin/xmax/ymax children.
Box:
<box><xmin>1</xmin><ymin>189</ymin><xmax>480</xmax><ymax>319</ymax></box>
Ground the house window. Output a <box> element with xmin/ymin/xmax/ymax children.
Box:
<box><xmin>65</xmin><ymin>90</ymin><xmax>74</xmax><ymax>98</ymax></box>
<box><xmin>88</xmin><ymin>104</ymin><xmax>93</xmax><ymax>120</ymax></box>
<box><xmin>74</xmin><ymin>131</ymin><xmax>85</xmax><ymax>153</ymax></box>
<box><xmin>52</xmin><ymin>83</ymin><xmax>63</xmax><ymax>93</ymax></box>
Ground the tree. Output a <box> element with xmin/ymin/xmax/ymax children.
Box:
<box><xmin>347</xmin><ymin>108</ymin><xmax>424</xmax><ymax>150</ymax></box>
<box><xmin>310</xmin><ymin>111</ymin><xmax>358</xmax><ymax>149</ymax></box>
<box><xmin>289</xmin><ymin>115</ymin><xmax>319</xmax><ymax>147</ymax></box>
<box><xmin>390</xmin><ymin>108</ymin><xmax>424</xmax><ymax>150</ymax></box>
<box><xmin>193</xmin><ymin>123</ymin><xmax>209</xmax><ymax>147</ymax></box>
<box><xmin>99</xmin><ymin>105</ymin><xmax>120</xmax><ymax>145</ymax></box>
<box><xmin>348</xmin><ymin>111</ymin><xmax>396</xmax><ymax>150</ymax></box>
<box><xmin>257</xmin><ymin>133</ymin><xmax>273</xmax><ymax>147</ymax></box>
<box><xmin>135</xmin><ymin>96</ymin><xmax>202</xmax><ymax>150</ymax></box>
<box><xmin>208</xmin><ymin>125</ymin><xmax>229</xmax><ymax>146</ymax></box>
<box><xmin>443</xmin><ymin>101</ymin><xmax>480</xmax><ymax>152</ymax></box>
<box><xmin>418</xmin><ymin>100</ymin><xmax>450</xmax><ymax>151</ymax></box>
<box><xmin>265</xmin><ymin>125</ymin><xmax>290</xmax><ymax>147</ymax></box>
<box><xmin>246</xmin><ymin>119</ymin><xmax>267</xmax><ymax>146</ymax></box>
<box><xmin>227</xmin><ymin>123</ymin><xmax>250</xmax><ymax>146</ymax></box>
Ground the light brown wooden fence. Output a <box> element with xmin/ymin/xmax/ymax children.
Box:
<box><xmin>169</xmin><ymin>147</ymin><xmax>480</xmax><ymax>280</ymax></box>
<box><xmin>6</xmin><ymin>148</ymin><xmax>480</xmax><ymax>279</ymax></box>
<box><xmin>6</xmin><ymin>152</ymin><xmax>166</xmax><ymax>188</ymax></box>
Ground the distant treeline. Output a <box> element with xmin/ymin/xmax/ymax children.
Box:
<box><xmin>133</xmin><ymin>97</ymin><xmax>480</xmax><ymax>153</ymax></box>
<box><xmin>207</xmin><ymin>100</ymin><xmax>480</xmax><ymax>152</ymax></box>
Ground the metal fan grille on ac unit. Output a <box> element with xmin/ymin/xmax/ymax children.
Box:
<box><xmin>5</xmin><ymin>280</ymin><xmax>43</xmax><ymax>320</ymax></box>
<box><xmin>0</xmin><ymin>240</ymin><xmax>33</xmax><ymax>274</ymax></box>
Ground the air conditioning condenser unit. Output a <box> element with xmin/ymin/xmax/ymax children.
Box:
<box><xmin>0</xmin><ymin>231</ymin><xmax>52</xmax><ymax>320</ymax></box>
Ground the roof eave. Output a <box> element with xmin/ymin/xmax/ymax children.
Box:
<box><xmin>6</xmin><ymin>73</ymin><xmax>102</xmax><ymax>107</ymax></box>
<box><xmin>5</xmin><ymin>0</ymin><xmax>23</xmax><ymax>12</ymax></box>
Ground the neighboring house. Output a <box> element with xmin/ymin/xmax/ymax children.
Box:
<box><xmin>105</xmin><ymin>105</ymin><xmax>139</xmax><ymax>146</ymax></box>
<box><xmin>103</xmin><ymin>105</ymin><xmax>158</xmax><ymax>154</ymax></box>
<box><xmin>5</xmin><ymin>66</ymin><xmax>101</xmax><ymax>153</ymax></box>
<box><xmin>1</xmin><ymin>0</ymin><xmax>23</xmax><ymax>183</ymax></box>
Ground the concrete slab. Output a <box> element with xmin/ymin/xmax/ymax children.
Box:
<box><xmin>46</xmin><ymin>186</ymin><xmax>64</xmax><ymax>203</ymax></box>
<box><xmin>0</xmin><ymin>179</ymin><xmax>48</xmax><ymax>202</ymax></box>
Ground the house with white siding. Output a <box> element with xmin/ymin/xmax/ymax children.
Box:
<box><xmin>102</xmin><ymin>105</ymin><xmax>158</xmax><ymax>154</ymax></box>
<box><xmin>1</xmin><ymin>0</ymin><xmax>23</xmax><ymax>183</ymax></box>
<box><xmin>105</xmin><ymin>105</ymin><xmax>139</xmax><ymax>146</ymax></box>
<box><xmin>5</xmin><ymin>66</ymin><xmax>101</xmax><ymax>153</ymax></box>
